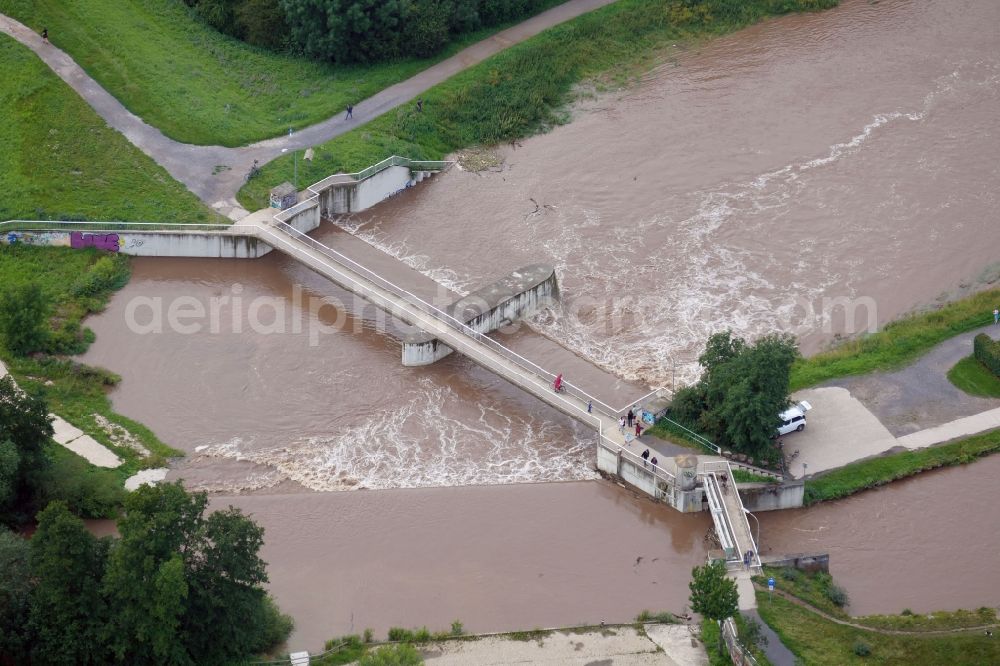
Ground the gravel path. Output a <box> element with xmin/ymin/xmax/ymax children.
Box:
<box><xmin>826</xmin><ymin>325</ymin><xmax>1000</xmax><ymax>436</ymax></box>
<box><xmin>0</xmin><ymin>0</ymin><xmax>617</xmax><ymax>219</ymax></box>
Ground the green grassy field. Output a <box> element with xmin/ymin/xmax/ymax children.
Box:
<box><xmin>0</xmin><ymin>34</ymin><xmax>216</xmax><ymax>223</ymax></box>
<box><xmin>0</xmin><ymin>0</ymin><xmax>563</xmax><ymax>147</ymax></box>
<box><xmin>757</xmin><ymin>593</ymin><xmax>1000</xmax><ymax>665</ymax></box>
<box><xmin>948</xmin><ymin>355</ymin><xmax>1000</xmax><ymax>397</ymax></box>
<box><xmin>803</xmin><ymin>428</ymin><xmax>1000</xmax><ymax>505</ymax></box>
<box><xmin>237</xmin><ymin>0</ymin><xmax>839</xmax><ymax>210</ymax></box>
<box><xmin>790</xmin><ymin>288</ymin><xmax>1000</xmax><ymax>390</ymax></box>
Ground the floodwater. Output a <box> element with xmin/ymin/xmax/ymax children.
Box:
<box><xmin>758</xmin><ymin>455</ymin><xmax>1000</xmax><ymax>617</ymax></box>
<box><xmin>74</xmin><ymin>0</ymin><xmax>1000</xmax><ymax>649</ymax></box>
<box><xmin>214</xmin><ymin>483</ymin><xmax>711</xmax><ymax>650</ymax></box>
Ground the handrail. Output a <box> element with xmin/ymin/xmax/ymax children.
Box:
<box><xmin>261</xmin><ymin>216</ymin><xmax>661</xmax><ymax>418</ymax></box>
<box><xmin>0</xmin><ymin>220</ymin><xmax>243</xmax><ymax>233</ymax></box>
<box><xmin>658</xmin><ymin>415</ymin><xmax>721</xmax><ymax>454</ymax></box>
<box><xmin>598</xmin><ymin>435</ymin><xmax>676</xmax><ymax>485</ymax></box>
<box><xmin>306</xmin><ymin>155</ymin><xmax>453</xmax><ymax>192</ymax></box>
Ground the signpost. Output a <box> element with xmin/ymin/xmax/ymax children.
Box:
<box><xmin>768</xmin><ymin>577</ymin><xmax>775</xmax><ymax>602</ymax></box>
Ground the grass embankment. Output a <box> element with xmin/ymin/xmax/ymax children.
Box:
<box><xmin>1</xmin><ymin>246</ymin><xmax>181</xmax><ymax>515</ymax></box>
<box><xmin>237</xmin><ymin>0</ymin><xmax>839</xmax><ymax>210</ymax></box>
<box><xmin>803</xmin><ymin>428</ymin><xmax>1000</xmax><ymax>505</ymax></box>
<box><xmin>646</xmin><ymin>417</ymin><xmax>708</xmax><ymax>452</ymax></box>
<box><xmin>0</xmin><ymin>0</ymin><xmax>564</xmax><ymax>147</ymax></box>
<box><xmin>948</xmin><ymin>355</ymin><xmax>1000</xmax><ymax>397</ymax></box>
<box><xmin>0</xmin><ymin>35</ymin><xmax>217</xmax><ymax>223</ymax></box>
<box><xmin>790</xmin><ymin>287</ymin><xmax>1000</xmax><ymax>390</ymax></box>
<box><xmin>755</xmin><ymin>568</ymin><xmax>1000</xmax><ymax>665</ymax></box>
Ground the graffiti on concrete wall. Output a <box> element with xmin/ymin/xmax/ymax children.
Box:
<box><xmin>3</xmin><ymin>231</ymin><xmax>71</xmax><ymax>247</ymax></box>
<box><xmin>70</xmin><ymin>232</ymin><xmax>121</xmax><ymax>252</ymax></box>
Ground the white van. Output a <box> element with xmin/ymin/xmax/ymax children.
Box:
<box><xmin>776</xmin><ymin>400</ymin><xmax>812</xmax><ymax>436</ymax></box>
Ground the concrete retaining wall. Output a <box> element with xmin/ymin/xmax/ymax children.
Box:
<box><xmin>402</xmin><ymin>264</ymin><xmax>559</xmax><ymax>366</ymax></box>
<box><xmin>315</xmin><ymin>165</ymin><xmax>414</xmax><ymax>216</ymax></box>
<box><xmin>279</xmin><ymin>200</ymin><xmax>321</xmax><ymax>234</ymax></box>
<box><xmin>2</xmin><ymin>229</ymin><xmax>270</xmax><ymax>258</ymax></box>
<box><xmin>759</xmin><ymin>552</ymin><xmax>830</xmax><ymax>573</ymax></box>
<box><xmin>738</xmin><ymin>480</ymin><xmax>805</xmax><ymax>512</ymax></box>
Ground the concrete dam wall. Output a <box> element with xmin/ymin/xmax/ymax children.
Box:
<box><xmin>401</xmin><ymin>264</ymin><xmax>560</xmax><ymax>366</ymax></box>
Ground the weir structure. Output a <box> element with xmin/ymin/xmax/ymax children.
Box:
<box><xmin>2</xmin><ymin>157</ymin><xmax>774</xmax><ymax>571</ymax></box>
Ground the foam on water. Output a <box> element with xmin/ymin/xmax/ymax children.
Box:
<box><xmin>198</xmin><ymin>378</ymin><xmax>598</xmax><ymax>491</ymax></box>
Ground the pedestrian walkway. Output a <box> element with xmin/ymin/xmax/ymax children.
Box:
<box><xmin>0</xmin><ymin>0</ymin><xmax>618</xmax><ymax>218</ymax></box>
<box><xmin>0</xmin><ymin>359</ymin><xmax>122</xmax><ymax>468</ymax></box>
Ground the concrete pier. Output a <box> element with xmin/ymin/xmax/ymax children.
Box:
<box><xmin>401</xmin><ymin>264</ymin><xmax>559</xmax><ymax>366</ymax></box>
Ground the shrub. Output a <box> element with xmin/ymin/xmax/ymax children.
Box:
<box><xmin>779</xmin><ymin>567</ymin><xmax>802</xmax><ymax>582</ymax></box>
<box><xmin>853</xmin><ymin>639</ymin><xmax>871</xmax><ymax>656</ymax></box>
<box><xmin>358</xmin><ymin>644</ymin><xmax>423</xmax><ymax>665</ymax></box>
<box><xmin>826</xmin><ymin>584</ymin><xmax>849</xmax><ymax>608</ymax></box>
<box><xmin>37</xmin><ymin>452</ymin><xmax>125</xmax><ymax>519</ymax></box>
<box><xmin>973</xmin><ymin>334</ymin><xmax>1000</xmax><ymax>376</ymax></box>
<box><xmin>450</xmin><ymin>620</ymin><xmax>464</xmax><ymax>636</ymax></box>
<box><xmin>0</xmin><ymin>283</ymin><xmax>49</xmax><ymax>356</ymax></box>
<box><xmin>364</xmin><ymin>628</ymin><xmax>374</xmax><ymax>643</ymax></box>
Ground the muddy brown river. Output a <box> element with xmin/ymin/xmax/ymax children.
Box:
<box><xmin>77</xmin><ymin>0</ymin><xmax>1000</xmax><ymax>650</ymax></box>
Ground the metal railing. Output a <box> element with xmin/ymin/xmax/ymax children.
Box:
<box><xmin>658</xmin><ymin>415</ymin><xmax>721</xmax><ymax>454</ymax></box>
<box><xmin>0</xmin><ymin>220</ymin><xmax>248</xmax><ymax>234</ymax></box>
<box><xmin>308</xmin><ymin>155</ymin><xmax>453</xmax><ymax>192</ymax></box>
<box><xmin>721</xmin><ymin>617</ymin><xmax>761</xmax><ymax>666</ymax></box>
<box><xmin>598</xmin><ymin>435</ymin><xmax>677</xmax><ymax>486</ymax></box>
<box><xmin>700</xmin><ymin>460</ymin><xmax>762</xmax><ymax>571</ymax></box>
<box><xmin>260</xmin><ymin>217</ymin><xmax>663</xmax><ymax>421</ymax></box>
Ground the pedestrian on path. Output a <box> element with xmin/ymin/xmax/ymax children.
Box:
<box><xmin>416</xmin><ymin>98</ymin><xmax>424</xmax><ymax>113</ymax></box>
<box><xmin>619</xmin><ymin>416</ymin><xmax>626</xmax><ymax>434</ymax></box>
<box><xmin>345</xmin><ymin>104</ymin><xmax>353</xmax><ymax>119</ymax></box>
<box><xmin>626</xmin><ymin>408</ymin><xmax>634</xmax><ymax>427</ymax></box>
<box><xmin>635</xmin><ymin>422</ymin><xmax>642</xmax><ymax>438</ymax></box>
<box><xmin>650</xmin><ymin>456</ymin><xmax>658</xmax><ymax>469</ymax></box>
<box><xmin>587</xmin><ymin>400</ymin><xmax>592</xmax><ymax>413</ymax></box>
<box><xmin>641</xmin><ymin>448</ymin><xmax>650</xmax><ymax>467</ymax></box>
<box><xmin>994</xmin><ymin>308</ymin><xmax>999</xmax><ymax>325</ymax></box>
<box><xmin>743</xmin><ymin>550</ymin><xmax>750</xmax><ymax>570</ymax></box>
<box><xmin>41</xmin><ymin>28</ymin><xmax>48</xmax><ymax>44</ymax></box>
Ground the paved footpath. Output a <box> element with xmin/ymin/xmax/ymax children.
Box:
<box><xmin>0</xmin><ymin>0</ymin><xmax>618</xmax><ymax>219</ymax></box>
<box><xmin>0</xmin><ymin>359</ymin><xmax>121</xmax><ymax>468</ymax></box>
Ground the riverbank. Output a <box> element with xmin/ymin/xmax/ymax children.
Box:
<box><xmin>237</xmin><ymin>0</ymin><xmax>839</xmax><ymax>210</ymax></box>
<box><xmin>0</xmin><ymin>34</ymin><xmax>217</xmax><ymax>222</ymax></box>
<box><xmin>790</xmin><ymin>286</ymin><xmax>1000</xmax><ymax>391</ymax></box>
<box><xmin>0</xmin><ymin>0</ymin><xmax>570</xmax><ymax>146</ymax></box>
<box><xmin>0</xmin><ymin>246</ymin><xmax>181</xmax><ymax>516</ymax></box>
<box><xmin>753</xmin><ymin>568</ymin><xmax>999</xmax><ymax>665</ymax></box>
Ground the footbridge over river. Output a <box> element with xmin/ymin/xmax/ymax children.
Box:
<box><xmin>2</xmin><ymin>159</ymin><xmax>771</xmax><ymax>569</ymax></box>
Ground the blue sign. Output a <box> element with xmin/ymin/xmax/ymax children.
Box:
<box><xmin>767</xmin><ymin>577</ymin><xmax>775</xmax><ymax>591</ymax></box>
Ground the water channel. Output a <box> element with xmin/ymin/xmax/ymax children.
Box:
<box><xmin>77</xmin><ymin>0</ymin><xmax>1000</xmax><ymax>650</ymax></box>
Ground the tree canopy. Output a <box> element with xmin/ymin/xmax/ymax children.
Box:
<box><xmin>0</xmin><ymin>282</ymin><xmax>49</xmax><ymax>356</ymax></box>
<box><xmin>689</xmin><ymin>559</ymin><xmax>738</xmax><ymax>648</ymax></box>
<box><xmin>0</xmin><ymin>483</ymin><xmax>292</xmax><ymax>664</ymax></box>
<box><xmin>0</xmin><ymin>376</ymin><xmax>53</xmax><ymax>522</ymax></box>
<box><xmin>671</xmin><ymin>330</ymin><xmax>798</xmax><ymax>463</ymax></box>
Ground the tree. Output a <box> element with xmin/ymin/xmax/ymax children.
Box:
<box><xmin>689</xmin><ymin>560</ymin><xmax>738</xmax><ymax>650</ymax></box>
<box><xmin>0</xmin><ymin>528</ymin><xmax>32</xmax><ymax>662</ymax></box>
<box><xmin>0</xmin><ymin>282</ymin><xmax>49</xmax><ymax>356</ymax></box>
<box><xmin>670</xmin><ymin>331</ymin><xmax>798</xmax><ymax>462</ymax></box>
<box><xmin>0</xmin><ymin>441</ymin><xmax>19</xmax><ymax>511</ymax></box>
<box><xmin>0</xmin><ymin>376</ymin><xmax>53</xmax><ymax>522</ymax></box>
<box><xmin>104</xmin><ymin>483</ymin><xmax>203</xmax><ymax>664</ymax></box>
<box><xmin>104</xmin><ymin>482</ymin><xmax>291</xmax><ymax>664</ymax></box>
<box><xmin>28</xmin><ymin>501</ymin><xmax>111</xmax><ymax>665</ymax></box>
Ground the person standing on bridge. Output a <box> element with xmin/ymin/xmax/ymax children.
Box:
<box><xmin>635</xmin><ymin>421</ymin><xmax>643</xmax><ymax>438</ymax></box>
<box><xmin>618</xmin><ymin>416</ymin><xmax>626</xmax><ymax>434</ymax></box>
<box><xmin>553</xmin><ymin>373</ymin><xmax>563</xmax><ymax>392</ymax></box>
<box><xmin>641</xmin><ymin>448</ymin><xmax>650</xmax><ymax>467</ymax></box>
<box><xmin>650</xmin><ymin>456</ymin><xmax>658</xmax><ymax>470</ymax></box>
<box><xmin>587</xmin><ymin>400</ymin><xmax>592</xmax><ymax>413</ymax></box>
<box><xmin>626</xmin><ymin>408</ymin><xmax>634</xmax><ymax>428</ymax></box>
